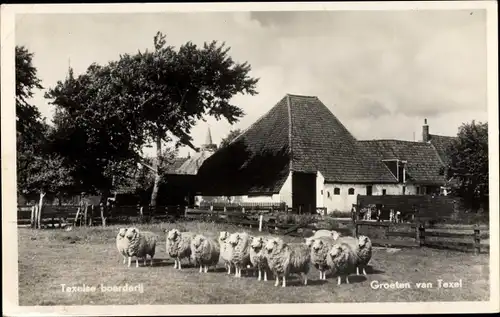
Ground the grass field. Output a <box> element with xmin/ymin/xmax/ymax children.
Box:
<box><xmin>17</xmin><ymin>221</ymin><xmax>490</xmax><ymax>305</ymax></box>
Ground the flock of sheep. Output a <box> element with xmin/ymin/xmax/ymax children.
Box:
<box><xmin>116</xmin><ymin>227</ymin><xmax>373</xmax><ymax>287</ymax></box>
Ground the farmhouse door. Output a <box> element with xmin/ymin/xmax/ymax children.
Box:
<box><xmin>292</xmin><ymin>172</ymin><xmax>317</xmax><ymax>213</ymax></box>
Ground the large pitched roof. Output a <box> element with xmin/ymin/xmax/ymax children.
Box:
<box><xmin>174</xmin><ymin>151</ymin><xmax>214</xmax><ymax>175</ymax></box>
<box><xmin>428</xmin><ymin>134</ymin><xmax>457</xmax><ymax>165</ymax></box>
<box><xmin>357</xmin><ymin>140</ymin><xmax>447</xmax><ymax>185</ymax></box>
<box><xmin>196</xmin><ymin>94</ymin><xmax>400</xmax><ymax>195</ymax></box>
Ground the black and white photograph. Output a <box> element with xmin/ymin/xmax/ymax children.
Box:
<box><xmin>2</xmin><ymin>1</ymin><xmax>499</xmax><ymax>315</ymax></box>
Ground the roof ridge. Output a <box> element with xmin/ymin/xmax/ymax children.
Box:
<box><xmin>286</xmin><ymin>94</ymin><xmax>293</xmax><ymax>171</ymax></box>
<box><xmin>227</xmin><ymin>95</ymin><xmax>288</xmax><ymax>147</ymax></box>
<box><xmin>358</xmin><ymin>139</ymin><xmax>427</xmax><ymax>144</ymax></box>
<box><xmin>286</xmin><ymin>93</ymin><xmax>318</xmax><ymax>99</ymax></box>
<box><xmin>429</xmin><ymin>133</ymin><xmax>457</xmax><ymax>139</ymax></box>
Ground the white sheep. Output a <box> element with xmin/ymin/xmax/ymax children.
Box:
<box><xmin>219</xmin><ymin>231</ymin><xmax>235</xmax><ymax>275</ymax></box>
<box><xmin>310</xmin><ymin>236</ymin><xmax>336</xmax><ymax>280</ymax></box>
<box><xmin>326</xmin><ymin>242</ymin><xmax>360</xmax><ymax>285</ymax></box>
<box><xmin>264</xmin><ymin>237</ymin><xmax>311</xmax><ymax>287</ymax></box>
<box><xmin>123</xmin><ymin>227</ymin><xmax>158</xmax><ymax>268</ymax></box>
<box><xmin>357</xmin><ymin>235</ymin><xmax>373</xmax><ymax>276</ymax></box>
<box><xmin>227</xmin><ymin>232</ymin><xmax>252</xmax><ymax>278</ymax></box>
<box><xmin>165</xmin><ymin>228</ymin><xmax>195</xmax><ymax>270</ymax></box>
<box><xmin>190</xmin><ymin>234</ymin><xmax>221</xmax><ymax>273</ymax></box>
<box><xmin>305</xmin><ymin>230</ymin><xmax>341</xmax><ymax>248</ymax></box>
<box><xmin>116</xmin><ymin>227</ymin><xmax>128</xmax><ymax>264</ymax></box>
<box><xmin>249</xmin><ymin>236</ymin><xmax>272</xmax><ymax>281</ymax></box>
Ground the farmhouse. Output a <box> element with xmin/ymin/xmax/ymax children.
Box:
<box><xmin>195</xmin><ymin>94</ymin><xmax>457</xmax><ymax>213</ymax></box>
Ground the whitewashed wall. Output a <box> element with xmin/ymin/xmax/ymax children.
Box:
<box><xmin>278</xmin><ymin>172</ymin><xmax>293</xmax><ymax>207</ymax></box>
<box><xmin>316</xmin><ymin>171</ymin><xmax>325</xmax><ymax>209</ymax></box>
<box><xmin>195</xmin><ymin>194</ymin><xmax>281</xmax><ymax>205</ymax></box>
<box><xmin>322</xmin><ymin>183</ymin><xmax>418</xmax><ymax>213</ymax></box>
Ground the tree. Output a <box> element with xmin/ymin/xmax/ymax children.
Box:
<box><xmin>446</xmin><ymin>121</ymin><xmax>488</xmax><ymax>212</ymax></box>
<box><xmin>46</xmin><ymin>31</ymin><xmax>259</xmax><ymax>208</ymax></box>
<box><xmin>15</xmin><ymin>46</ymin><xmax>75</xmax><ymax>218</ymax></box>
<box><xmin>45</xmin><ymin>66</ymin><xmax>141</xmax><ymax>198</ymax></box>
<box><xmin>16</xmin><ymin>46</ymin><xmax>44</xmax><ymax>144</ymax></box>
<box><xmin>220</xmin><ymin>129</ymin><xmax>242</xmax><ymax>148</ymax></box>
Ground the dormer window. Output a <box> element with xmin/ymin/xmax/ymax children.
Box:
<box><xmin>382</xmin><ymin>159</ymin><xmax>407</xmax><ymax>183</ymax></box>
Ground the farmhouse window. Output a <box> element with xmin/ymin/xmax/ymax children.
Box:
<box><xmin>382</xmin><ymin>189</ymin><xmax>387</xmax><ymax>195</ymax></box>
<box><xmin>348</xmin><ymin>188</ymin><xmax>355</xmax><ymax>195</ymax></box>
<box><xmin>366</xmin><ymin>185</ymin><xmax>373</xmax><ymax>196</ymax></box>
<box><xmin>334</xmin><ymin>188</ymin><xmax>340</xmax><ymax>195</ymax></box>
<box><xmin>327</xmin><ymin>191</ymin><xmax>331</xmax><ymax>198</ymax></box>
<box><xmin>321</xmin><ymin>190</ymin><xmax>323</xmax><ymax>195</ymax></box>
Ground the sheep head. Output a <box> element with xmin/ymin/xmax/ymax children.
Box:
<box><xmin>167</xmin><ymin>229</ymin><xmax>180</xmax><ymax>241</ymax></box>
<box><xmin>219</xmin><ymin>231</ymin><xmax>229</xmax><ymax>242</ymax></box>
<box><xmin>125</xmin><ymin>227</ymin><xmax>139</xmax><ymax>240</ymax></box>
<box><xmin>250</xmin><ymin>236</ymin><xmax>265</xmax><ymax>251</ymax></box>
<box><xmin>358</xmin><ymin>235</ymin><xmax>370</xmax><ymax>247</ymax></box>
<box><xmin>331</xmin><ymin>231</ymin><xmax>340</xmax><ymax>240</ymax></box>
<box><xmin>305</xmin><ymin>237</ymin><xmax>315</xmax><ymax>248</ymax></box>
<box><xmin>264</xmin><ymin>237</ymin><xmax>285</xmax><ymax>254</ymax></box>
<box><xmin>311</xmin><ymin>238</ymin><xmax>326</xmax><ymax>253</ymax></box>
<box><xmin>328</xmin><ymin>243</ymin><xmax>344</xmax><ymax>260</ymax></box>
<box><xmin>227</xmin><ymin>233</ymin><xmax>241</xmax><ymax>247</ymax></box>
<box><xmin>192</xmin><ymin>235</ymin><xmax>205</xmax><ymax>249</ymax></box>
<box><xmin>118</xmin><ymin>228</ymin><xmax>127</xmax><ymax>237</ymax></box>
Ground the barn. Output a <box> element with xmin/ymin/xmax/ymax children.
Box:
<box><xmin>195</xmin><ymin>94</ymin><xmax>457</xmax><ymax>213</ymax></box>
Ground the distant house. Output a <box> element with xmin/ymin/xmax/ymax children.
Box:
<box><xmin>195</xmin><ymin>94</ymin><xmax>458</xmax><ymax>213</ymax></box>
<box><xmin>111</xmin><ymin>127</ymin><xmax>218</xmax><ymax>207</ymax></box>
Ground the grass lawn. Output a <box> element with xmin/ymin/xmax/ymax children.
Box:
<box><xmin>17</xmin><ymin>221</ymin><xmax>490</xmax><ymax>305</ymax></box>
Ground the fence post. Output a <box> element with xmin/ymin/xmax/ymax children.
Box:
<box><xmin>100</xmin><ymin>205</ymin><xmax>106</xmax><ymax>227</ymax></box>
<box><xmin>90</xmin><ymin>205</ymin><xmax>94</xmax><ymax>226</ymax></box>
<box><xmin>84</xmin><ymin>205</ymin><xmax>88</xmax><ymax>227</ymax></box>
<box><xmin>415</xmin><ymin>222</ymin><xmax>421</xmax><ymax>246</ymax></box>
<box><xmin>37</xmin><ymin>204</ymin><xmax>42</xmax><ymax>229</ymax></box>
<box><xmin>351</xmin><ymin>221</ymin><xmax>358</xmax><ymax>237</ymax></box>
<box><xmin>474</xmin><ymin>226</ymin><xmax>480</xmax><ymax>255</ymax></box>
<box><xmin>259</xmin><ymin>215</ymin><xmax>263</xmax><ymax>232</ymax></box>
<box><xmin>418</xmin><ymin>224</ymin><xmax>425</xmax><ymax>247</ymax></box>
<box><xmin>30</xmin><ymin>206</ymin><xmax>36</xmax><ymax>228</ymax></box>
<box><xmin>74</xmin><ymin>207</ymin><xmax>81</xmax><ymax>227</ymax></box>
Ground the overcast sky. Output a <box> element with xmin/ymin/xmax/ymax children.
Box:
<box><xmin>16</xmin><ymin>9</ymin><xmax>488</xmax><ymax>158</ymax></box>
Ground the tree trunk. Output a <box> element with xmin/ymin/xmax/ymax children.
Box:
<box><xmin>37</xmin><ymin>190</ymin><xmax>45</xmax><ymax>229</ymax></box>
<box><xmin>150</xmin><ymin>134</ymin><xmax>162</xmax><ymax>209</ymax></box>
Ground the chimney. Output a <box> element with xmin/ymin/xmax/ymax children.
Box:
<box><xmin>422</xmin><ymin>118</ymin><xmax>429</xmax><ymax>142</ymax></box>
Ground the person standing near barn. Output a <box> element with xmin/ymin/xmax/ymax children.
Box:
<box><xmin>396</xmin><ymin>210</ymin><xmax>401</xmax><ymax>223</ymax></box>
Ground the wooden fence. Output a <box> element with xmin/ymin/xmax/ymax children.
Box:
<box><xmin>356</xmin><ymin>194</ymin><xmax>457</xmax><ymax>223</ymax></box>
<box><xmin>17</xmin><ymin>204</ymin><xmax>187</xmax><ymax>228</ymax></box>
<box><xmin>17</xmin><ymin>204</ymin><xmax>489</xmax><ymax>254</ymax></box>
<box><xmin>352</xmin><ymin>221</ymin><xmax>489</xmax><ymax>254</ymax></box>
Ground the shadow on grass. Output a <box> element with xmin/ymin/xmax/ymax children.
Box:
<box><xmin>347</xmin><ymin>275</ymin><xmax>367</xmax><ymax>284</ymax></box>
<box><xmin>367</xmin><ymin>266</ymin><xmax>385</xmax><ymax>274</ymax></box>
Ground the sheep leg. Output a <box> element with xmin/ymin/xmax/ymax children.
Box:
<box><xmin>150</xmin><ymin>256</ymin><xmax>154</xmax><ymax>267</ymax></box>
<box><xmin>275</xmin><ymin>276</ymin><xmax>279</xmax><ymax>287</ymax></box>
<box><xmin>282</xmin><ymin>275</ymin><xmax>287</xmax><ymax>288</ymax></box>
<box><xmin>227</xmin><ymin>264</ymin><xmax>231</xmax><ymax>275</ymax></box>
<box><xmin>128</xmin><ymin>256</ymin><xmax>132</xmax><ymax>268</ymax></box>
<box><xmin>363</xmin><ymin>267</ymin><xmax>368</xmax><ymax>276</ymax></box>
<box><xmin>144</xmin><ymin>257</ymin><xmax>147</xmax><ymax>266</ymax></box>
<box><xmin>264</xmin><ymin>270</ymin><xmax>268</xmax><ymax>281</ymax></box>
<box><xmin>122</xmin><ymin>255</ymin><xmax>127</xmax><ymax>264</ymax></box>
<box><xmin>356</xmin><ymin>267</ymin><xmax>360</xmax><ymax>275</ymax></box>
<box><xmin>204</xmin><ymin>265</ymin><xmax>208</xmax><ymax>273</ymax></box>
<box><xmin>199</xmin><ymin>265</ymin><xmax>203</xmax><ymax>273</ymax></box>
<box><xmin>178</xmin><ymin>259</ymin><xmax>182</xmax><ymax>270</ymax></box>
<box><xmin>173</xmin><ymin>259</ymin><xmax>178</xmax><ymax>269</ymax></box>
<box><xmin>257</xmin><ymin>269</ymin><xmax>262</xmax><ymax>281</ymax></box>
<box><xmin>337</xmin><ymin>276</ymin><xmax>341</xmax><ymax>285</ymax></box>
<box><xmin>346</xmin><ymin>276</ymin><xmax>350</xmax><ymax>284</ymax></box>
<box><xmin>302</xmin><ymin>273</ymin><xmax>308</xmax><ymax>286</ymax></box>
<box><xmin>136</xmin><ymin>258</ymin><xmax>139</xmax><ymax>268</ymax></box>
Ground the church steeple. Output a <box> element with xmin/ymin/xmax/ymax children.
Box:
<box><xmin>202</xmin><ymin>125</ymin><xmax>217</xmax><ymax>152</ymax></box>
